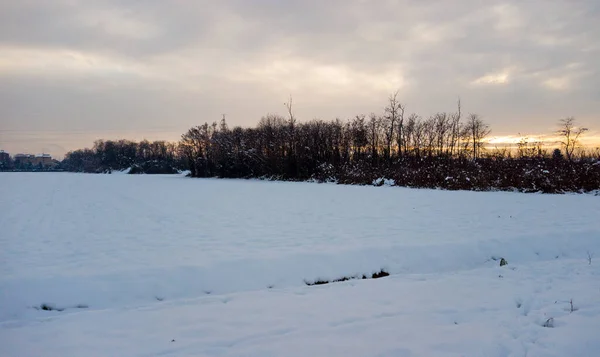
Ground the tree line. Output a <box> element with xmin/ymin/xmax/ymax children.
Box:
<box><xmin>61</xmin><ymin>94</ymin><xmax>600</xmax><ymax>193</ymax></box>
<box><xmin>61</xmin><ymin>139</ymin><xmax>184</xmax><ymax>174</ymax></box>
<box><xmin>180</xmin><ymin>95</ymin><xmax>496</xmax><ymax>178</ymax></box>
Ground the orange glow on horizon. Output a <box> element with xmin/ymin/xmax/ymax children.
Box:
<box><xmin>485</xmin><ymin>133</ymin><xmax>600</xmax><ymax>149</ymax></box>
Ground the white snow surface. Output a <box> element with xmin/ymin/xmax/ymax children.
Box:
<box><xmin>1</xmin><ymin>172</ymin><xmax>599</xmax><ymax>356</ymax></box>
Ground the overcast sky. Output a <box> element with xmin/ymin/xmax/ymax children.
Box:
<box><xmin>1</xmin><ymin>0</ymin><xmax>599</xmax><ymax>157</ymax></box>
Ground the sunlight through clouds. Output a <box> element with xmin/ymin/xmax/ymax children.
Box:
<box><xmin>471</xmin><ymin>71</ymin><xmax>510</xmax><ymax>85</ymax></box>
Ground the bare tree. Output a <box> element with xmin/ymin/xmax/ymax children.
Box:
<box><xmin>367</xmin><ymin>113</ymin><xmax>382</xmax><ymax>161</ymax></box>
<box><xmin>284</xmin><ymin>95</ymin><xmax>296</xmax><ymax>145</ymax></box>
<box><xmin>422</xmin><ymin>116</ymin><xmax>437</xmax><ymax>157</ymax></box>
<box><xmin>402</xmin><ymin>113</ymin><xmax>418</xmax><ymax>155</ymax></box>
<box><xmin>283</xmin><ymin>95</ymin><xmax>298</xmax><ymax>176</ymax></box>
<box><xmin>351</xmin><ymin>115</ymin><xmax>368</xmax><ymax>158</ymax></box>
<box><xmin>448</xmin><ymin>98</ymin><xmax>462</xmax><ymax>156</ymax></box>
<box><xmin>383</xmin><ymin>90</ymin><xmax>405</xmax><ymax>159</ymax></box>
<box><xmin>557</xmin><ymin>117</ymin><xmax>588</xmax><ymax>161</ymax></box>
<box><xmin>462</xmin><ymin>114</ymin><xmax>491</xmax><ymax>160</ymax></box>
<box><xmin>410</xmin><ymin>115</ymin><xmax>424</xmax><ymax>157</ymax></box>
<box><xmin>433</xmin><ymin>112</ymin><xmax>450</xmax><ymax>156</ymax></box>
<box><xmin>219</xmin><ymin>114</ymin><xmax>229</xmax><ymax>132</ymax></box>
<box><xmin>284</xmin><ymin>95</ymin><xmax>295</xmax><ymax>126</ymax></box>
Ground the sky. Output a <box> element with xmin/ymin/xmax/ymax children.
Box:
<box><xmin>1</xmin><ymin>0</ymin><xmax>599</xmax><ymax>158</ymax></box>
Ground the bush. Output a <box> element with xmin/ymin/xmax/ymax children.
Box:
<box><xmin>129</xmin><ymin>161</ymin><xmax>179</xmax><ymax>175</ymax></box>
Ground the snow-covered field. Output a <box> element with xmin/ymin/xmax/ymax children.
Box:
<box><xmin>1</xmin><ymin>172</ymin><xmax>599</xmax><ymax>357</ymax></box>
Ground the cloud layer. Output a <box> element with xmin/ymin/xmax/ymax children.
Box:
<box><xmin>1</xmin><ymin>0</ymin><xmax>599</xmax><ymax>156</ymax></box>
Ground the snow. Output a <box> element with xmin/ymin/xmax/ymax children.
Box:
<box><xmin>1</xmin><ymin>172</ymin><xmax>599</xmax><ymax>356</ymax></box>
<box><xmin>111</xmin><ymin>167</ymin><xmax>132</xmax><ymax>174</ymax></box>
<box><xmin>372</xmin><ymin>177</ymin><xmax>396</xmax><ymax>186</ymax></box>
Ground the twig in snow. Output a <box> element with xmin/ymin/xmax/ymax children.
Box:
<box><xmin>543</xmin><ymin>317</ymin><xmax>554</xmax><ymax>328</ymax></box>
<box><xmin>569</xmin><ymin>299</ymin><xmax>577</xmax><ymax>313</ymax></box>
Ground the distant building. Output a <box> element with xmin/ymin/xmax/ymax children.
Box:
<box><xmin>14</xmin><ymin>153</ymin><xmax>35</xmax><ymax>166</ymax></box>
<box><xmin>14</xmin><ymin>153</ymin><xmax>55</xmax><ymax>168</ymax></box>
<box><xmin>33</xmin><ymin>154</ymin><xmax>54</xmax><ymax>167</ymax></box>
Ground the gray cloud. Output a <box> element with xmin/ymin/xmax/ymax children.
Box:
<box><xmin>1</xmin><ymin>0</ymin><xmax>599</xmax><ymax>157</ymax></box>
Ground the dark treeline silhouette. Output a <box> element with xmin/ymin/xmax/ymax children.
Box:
<box><xmin>178</xmin><ymin>96</ymin><xmax>599</xmax><ymax>193</ymax></box>
<box><xmin>62</xmin><ymin>139</ymin><xmax>184</xmax><ymax>174</ymax></box>
<box><xmin>0</xmin><ymin>160</ymin><xmax>63</xmax><ymax>172</ymax></box>
<box><xmin>61</xmin><ymin>95</ymin><xmax>600</xmax><ymax>193</ymax></box>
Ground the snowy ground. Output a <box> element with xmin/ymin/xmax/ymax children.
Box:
<box><xmin>1</xmin><ymin>173</ymin><xmax>599</xmax><ymax>356</ymax></box>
